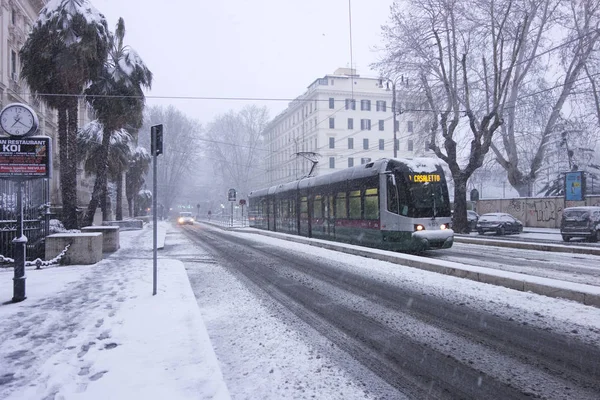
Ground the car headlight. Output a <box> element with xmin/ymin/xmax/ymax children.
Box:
<box><xmin>178</xmin><ymin>218</ymin><xmax>184</xmax><ymax>223</ymax></box>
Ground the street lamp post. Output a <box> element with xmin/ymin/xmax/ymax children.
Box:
<box><xmin>384</xmin><ymin>78</ymin><xmax>399</xmax><ymax>158</ymax></box>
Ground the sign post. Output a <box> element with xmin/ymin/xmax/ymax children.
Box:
<box><xmin>151</xmin><ymin>124</ymin><xmax>163</xmax><ymax>295</ymax></box>
<box><xmin>0</xmin><ymin>103</ymin><xmax>45</xmax><ymax>303</ymax></box>
<box><xmin>228</xmin><ymin>188</ymin><xmax>236</xmax><ymax>227</ymax></box>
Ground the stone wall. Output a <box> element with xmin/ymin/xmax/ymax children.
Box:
<box><xmin>474</xmin><ymin>196</ymin><xmax>600</xmax><ymax>228</ymax></box>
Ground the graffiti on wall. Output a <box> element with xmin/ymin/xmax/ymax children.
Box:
<box><xmin>476</xmin><ymin>195</ymin><xmax>600</xmax><ymax>228</ymax></box>
<box><xmin>531</xmin><ymin>199</ymin><xmax>560</xmax><ymax>223</ymax></box>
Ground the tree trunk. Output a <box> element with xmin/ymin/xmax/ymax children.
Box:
<box><xmin>116</xmin><ymin>173</ymin><xmax>123</xmax><ymax>220</ymax></box>
<box><xmin>452</xmin><ymin>174</ymin><xmax>469</xmax><ymax>234</ymax></box>
<box><xmin>83</xmin><ymin>127</ymin><xmax>111</xmax><ymax>226</ymax></box>
<box><xmin>57</xmin><ymin>106</ymin><xmax>69</xmax><ymax>225</ymax></box>
<box><xmin>62</xmin><ymin>100</ymin><xmax>79</xmax><ymax>229</ymax></box>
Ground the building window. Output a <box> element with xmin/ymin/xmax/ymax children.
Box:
<box><xmin>348</xmin><ymin>158</ymin><xmax>354</xmax><ymax>167</ymax></box>
<box><xmin>329</xmin><ymin>117</ymin><xmax>335</xmax><ymax>129</ymax></box>
<box><xmin>329</xmin><ymin>157</ymin><xmax>335</xmax><ymax>168</ymax></box>
<box><xmin>407</xmin><ymin>121</ymin><xmax>414</xmax><ymax>133</ymax></box>
<box><xmin>408</xmin><ymin>139</ymin><xmax>414</xmax><ymax>152</ymax></box>
<box><xmin>11</xmin><ymin>51</ymin><xmax>17</xmax><ymax>80</ymax></box>
<box><xmin>360</xmin><ymin>99</ymin><xmax>371</xmax><ymax>111</ymax></box>
<box><xmin>318</xmin><ymin>78</ymin><xmax>328</xmax><ymax>85</ymax></box>
<box><xmin>345</xmin><ymin>98</ymin><xmax>356</xmax><ymax>110</ymax></box>
<box><xmin>376</xmin><ymin>100</ymin><xmax>387</xmax><ymax>112</ymax></box>
<box><xmin>363</xmin><ymin>139</ymin><xmax>369</xmax><ymax>150</ymax></box>
<box><xmin>347</xmin><ymin>118</ymin><xmax>353</xmax><ymax>129</ymax></box>
<box><xmin>360</xmin><ymin>119</ymin><xmax>371</xmax><ymax>130</ymax></box>
<box><xmin>11</xmin><ymin>9</ymin><xmax>16</xmax><ymax>25</ymax></box>
<box><xmin>378</xmin><ymin>120</ymin><xmax>384</xmax><ymax>131</ymax></box>
<box><xmin>329</xmin><ymin>137</ymin><xmax>335</xmax><ymax>149</ymax></box>
<box><xmin>329</xmin><ymin>97</ymin><xmax>335</xmax><ymax>109</ymax></box>
<box><xmin>348</xmin><ymin>138</ymin><xmax>354</xmax><ymax>149</ymax></box>
<box><xmin>361</xmin><ymin>157</ymin><xmax>371</xmax><ymax>164</ymax></box>
<box><xmin>379</xmin><ymin>139</ymin><xmax>385</xmax><ymax>150</ymax></box>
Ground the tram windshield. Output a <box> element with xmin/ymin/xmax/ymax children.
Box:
<box><xmin>387</xmin><ymin>170</ymin><xmax>451</xmax><ymax>218</ymax></box>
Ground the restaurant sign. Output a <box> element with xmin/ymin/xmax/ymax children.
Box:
<box><xmin>0</xmin><ymin>136</ymin><xmax>51</xmax><ymax>179</ymax></box>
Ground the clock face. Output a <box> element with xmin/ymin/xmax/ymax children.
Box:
<box><xmin>0</xmin><ymin>104</ymin><xmax>38</xmax><ymax>137</ymax></box>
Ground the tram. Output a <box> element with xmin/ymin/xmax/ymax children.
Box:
<box><xmin>248</xmin><ymin>158</ymin><xmax>454</xmax><ymax>252</ymax></box>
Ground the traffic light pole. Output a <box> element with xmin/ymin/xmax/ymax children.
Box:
<box><xmin>152</xmin><ymin>128</ymin><xmax>157</xmax><ymax>296</ymax></box>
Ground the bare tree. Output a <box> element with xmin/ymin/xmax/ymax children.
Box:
<box><xmin>139</xmin><ymin>105</ymin><xmax>202</xmax><ymax>215</ymax></box>
<box><xmin>204</xmin><ymin>105</ymin><xmax>269</xmax><ymax>200</ymax></box>
<box><xmin>377</xmin><ymin>0</ymin><xmax>527</xmax><ymax>232</ymax></box>
<box><xmin>491</xmin><ymin>0</ymin><xmax>600</xmax><ymax>196</ymax></box>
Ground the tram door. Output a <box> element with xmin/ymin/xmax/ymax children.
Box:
<box><xmin>268</xmin><ymin>198</ymin><xmax>276</xmax><ymax>231</ymax></box>
<box><xmin>323</xmin><ymin>195</ymin><xmax>335</xmax><ymax>238</ymax></box>
<box><xmin>299</xmin><ymin>195</ymin><xmax>310</xmax><ymax>237</ymax></box>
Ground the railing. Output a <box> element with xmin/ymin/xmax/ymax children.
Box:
<box><xmin>199</xmin><ymin>214</ymin><xmax>250</xmax><ymax>228</ymax></box>
<box><xmin>0</xmin><ymin>179</ymin><xmax>50</xmax><ymax>260</ymax></box>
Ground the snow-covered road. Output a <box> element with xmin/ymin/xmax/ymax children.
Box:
<box><xmin>179</xmin><ymin>223</ymin><xmax>600</xmax><ymax>399</ymax></box>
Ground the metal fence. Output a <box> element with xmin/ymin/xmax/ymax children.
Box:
<box><xmin>0</xmin><ymin>179</ymin><xmax>50</xmax><ymax>261</ymax></box>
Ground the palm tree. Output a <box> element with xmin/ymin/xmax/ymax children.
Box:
<box><xmin>126</xmin><ymin>148</ymin><xmax>151</xmax><ymax>217</ymax></box>
<box><xmin>20</xmin><ymin>0</ymin><xmax>110</xmax><ymax>229</ymax></box>
<box><xmin>83</xmin><ymin>17</ymin><xmax>152</xmax><ymax>226</ymax></box>
<box><xmin>78</xmin><ymin>121</ymin><xmax>132</xmax><ymax>222</ymax></box>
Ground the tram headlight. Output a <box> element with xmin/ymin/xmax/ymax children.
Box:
<box><xmin>440</xmin><ymin>223</ymin><xmax>449</xmax><ymax>230</ymax></box>
<box><xmin>414</xmin><ymin>224</ymin><xmax>425</xmax><ymax>231</ymax></box>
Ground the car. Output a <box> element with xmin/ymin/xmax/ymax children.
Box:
<box><xmin>467</xmin><ymin>210</ymin><xmax>479</xmax><ymax>232</ymax></box>
<box><xmin>560</xmin><ymin>206</ymin><xmax>600</xmax><ymax>242</ymax></box>
<box><xmin>177</xmin><ymin>212</ymin><xmax>195</xmax><ymax>225</ymax></box>
<box><xmin>476</xmin><ymin>212</ymin><xmax>523</xmax><ymax>235</ymax></box>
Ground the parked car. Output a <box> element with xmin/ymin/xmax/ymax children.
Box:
<box><xmin>177</xmin><ymin>211</ymin><xmax>195</xmax><ymax>225</ymax></box>
<box><xmin>560</xmin><ymin>206</ymin><xmax>600</xmax><ymax>242</ymax></box>
<box><xmin>467</xmin><ymin>210</ymin><xmax>479</xmax><ymax>232</ymax></box>
<box><xmin>476</xmin><ymin>213</ymin><xmax>523</xmax><ymax>235</ymax></box>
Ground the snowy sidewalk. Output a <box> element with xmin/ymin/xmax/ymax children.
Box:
<box><xmin>0</xmin><ymin>223</ymin><xmax>230</xmax><ymax>400</ymax></box>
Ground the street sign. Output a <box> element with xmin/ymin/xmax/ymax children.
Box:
<box><xmin>0</xmin><ymin>136</ymin><xmax>51</xmax><ymax>179</ymax></box>
<box><xmin>239</xmin><ymin>199</ymin><xmax>246</xmax><ymax>206</ymax></box>
<box><xmin>228</xmin><ymin>188</ymin><xmax>236</xmax><ymax>202</ymax></box>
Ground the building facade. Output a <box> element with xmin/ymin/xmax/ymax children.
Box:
<box><xmin>0</xmin><ymin>0</ymin><xmax>95</xmax><ymax>209</ymax></box>
<box><xmin>261</xmin><ymin>68</ymin><xmax>430</xmax><ymax>188</ymax></box>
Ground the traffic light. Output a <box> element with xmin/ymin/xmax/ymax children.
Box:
<box><xmin>151</xmin><ymin>124</ymin><xmax>163</xmax><ymax>156</ymax></box>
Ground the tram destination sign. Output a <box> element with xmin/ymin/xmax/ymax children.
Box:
<box><xmin>0</xmin><ymin>136</ymin><xmax>51</xmax><ymax>179</ymax></box>
<box><xmin>408</xmin><ymin>173</ymin><xmax>441</xmax><ymax>183</ymax></box>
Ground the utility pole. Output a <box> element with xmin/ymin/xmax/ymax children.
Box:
<box><xmin>392</xmin><ymin>81</ymin><xmax>398</xmax><ymax>158</ymax></box>
<box><xmin>384</xmin><ymin>77</ymin><xmax>399</xmax><ymax>158</ymax></box>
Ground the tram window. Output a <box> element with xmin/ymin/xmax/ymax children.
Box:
<box><xmin>300</xmin><ymin>196</ymin><xmax>308</xmax><ymax>218</ymax></box>
<box><xmin>335</xmin><ymin>193</ymin><xmax>347</xmax><ymax>218</ymax></box>
<box><xmin>313</xmin><ymin>195</ymin><xmax>323</xmax><ymax>218</ymax></box>
<box><xmin>364</xmin><ymin>188</ymin><xmax>379</xmax><ymax>219</ymax></box>
<box><xmin>349</xmin><ymin>190</ymin><xmax>361</xmax><ymax>219</ymax></box>
<box><xmin>387</xmin><ymin>174</ymin><xmax>409</xmax><ymax>215</ymax></box>
<box><xmin>387</xmin><ymin>176</ymin><xmax>399</xmax><ymax>214</ymax></box>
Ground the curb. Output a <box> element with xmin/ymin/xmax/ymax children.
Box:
<box><xmin>454</xmin><ymin>236</ymin><xmax>600</xmax><ymax>255</ymax></box>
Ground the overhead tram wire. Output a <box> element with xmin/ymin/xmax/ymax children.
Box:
<box><xmin>15</xmin><ymin>26</ymin><xmax>600</xmax><ymax>104</ymax></box>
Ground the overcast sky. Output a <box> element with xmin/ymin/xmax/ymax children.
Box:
<box><xmin>90</xmin><ymin>0</ymin><xmax>395</xmax><ymax>125</ymax></box>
